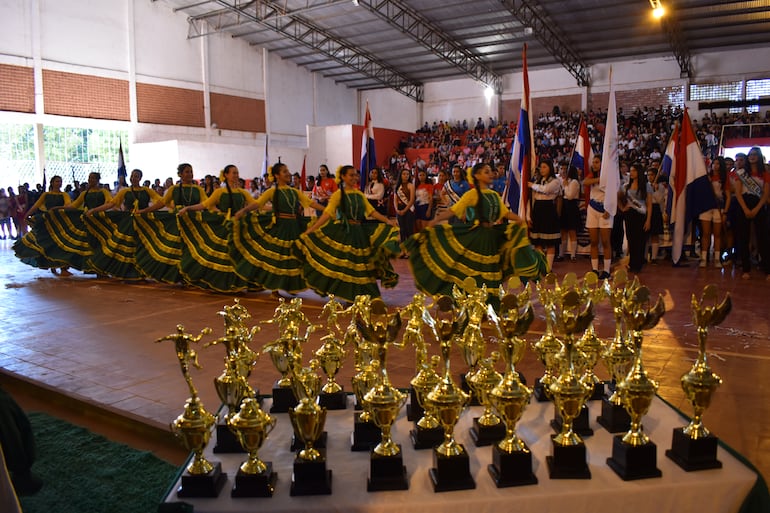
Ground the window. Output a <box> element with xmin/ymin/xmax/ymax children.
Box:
<box><xmin>746</xmin><ymin>78</ymin><xmax>770</xmax><ymax>113</ymax></box>
<box><xmin>689</xmin><ymin>81</ymin><xmax>743</xmax><ymax>112</ymax></box>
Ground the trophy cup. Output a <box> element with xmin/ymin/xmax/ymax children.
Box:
<box><xmin>547</xmin><ymin>288</ymin><xmax>594</xmax><ymax>479</ymax></box>
<box><xmin>606</xmin><ymin>285</ymin><xmax>665</xmax><ymax>480</ymax></box>
<box><xmin>400</xmin><ymin>292</ymin><xmax>433</xmax><ymax>421</ymax></box>
<box><xmin>344</xmin><ymin>294</ymin><xmax>374</xmax><ymax>411</ymax></box>
<box><xmin>316</xmin><ymin>295</ymin><xmax>348</xmax><ymax>410</ymax></box>
<box><xmin>426</xmin><ymin>295</ymin><xmax>475</xmax><ymax>492</ymax></box>
<box><xmin>360</xmin><ymin>298</ymin><xmax>409</xmax><ymax>491</ymax></box>
<box><xmin>228</xmin><ymin>398</ymin><xmax>278</xmax><ymax>497</ymax></box>
<box><xmin>468</xmin><ymin>352</ymin><xmax>505</xmax><ymax>446</ymax></box>
<box><xmin>350</xmin><ymin>353</ymin><xmax>382</xmax><ymax>451</ymax></box>
<box><xmin>666</xmin><ymin>285</ymin><xmax>730</xmax><ymax>471</ymax></box>
<box><xmin>533</xmin><ymin>273</ymin><xmax>563</xmax><ymax>401</ymax></box>
<box><xmin>158</xmin><ymin>325</ymin><xmax>227</xmax><ymax>498</ymax></box>
<box><xmin>487</xmin><ymin>293</ymin><xmax>538</xmax><ymax>487</ymax></box>
<box><xmin>288</xmin><ymin>359</ymin><xmax>333</xmax><ymax>496</ymax></box>
<box><xmin>576</xmin><ymin>272</ymin><xmax>606</xmax><ymax>401</ymax></box>
<box><xmin>454</xmin><ymin>279</ymin><xmax>487</xmax><ymax>405</ymax></box>
<box><xmin>409</xmin><ymin>355</ymin><xmax>444</xmax><ymax>449</ymax></box>
<box><xmin>596</xmin><ymin>269</ymin><xmax>634</xmax><ymax>433</ymax></box>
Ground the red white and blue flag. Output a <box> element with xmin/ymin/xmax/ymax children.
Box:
<box><xmin>659</xmin><ymin>124</ymin><xmax>678</xmax><ymax>220</ymax></box>
<box><xmin>359</xmin><ymin>102</ymin><xmax>376</xmax><ymax>191</ymax></box>
<box><xmin>504</xmin><ymin>44</ymin><xmax>534</xmax><ymax>219</ymax></box>
<box><xmin>570</xmin><ymin>115</ymin><xmax>594</xmax><ymax>203</ymax></box>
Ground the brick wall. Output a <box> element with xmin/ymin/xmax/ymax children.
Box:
<box><xmin>136</xmin><ymin>83</ymin><xmax>204</xmax><ymax>127</ymax></box>
<box><xmin>588</xmin><ymin>86</ymin><xmax>685</xmax><ymax>112</ymax></box>
<box><xmin>502</xmin><ymin>99</ymin><xmax>520</xmax><ymax>124</ymax></box>
<box><xmin>210</xmin><ymin>93</ymin><xmax>265</xmax><ymax>132</ymax></box>
<box><xmin>532</xmin><ymin>94</ymin><xmax>582</xmax><ymax>117</ymax></box>
<box><xmin>0</xmin><ymin>64</ymin><xmax>35</xmax><ymax>113</ymax></box>
<box><xmin>42</xmin><ymin>70</ymin><xmax>130</xmax><ymax>120</ymax></box>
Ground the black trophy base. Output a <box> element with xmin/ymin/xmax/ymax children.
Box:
<box><xmin>429</xmin><ymin>446</ymin><xmax>476</xmax><ymax>492</ymax></box>
<box><xmin>533</xmin><ymin>378</ymin><xmax>552</xmax><ymax>402</ymax></box>
<box><xmin>318</xmin><ymin>389</ymin><xmax>347</xmax><ymax>410</ymax></box>
<box><xmin>231</xmin><ymin>463</ymin><xmax>277</xmax><ymax>498</ymax></box>
<box><xmin>596</xmin><ymin>396</ymin><xmax>632</xmax><ymax>433</ymax></box>
<box><xmin>588</xmin><ymin>381</ymin><xmax>605</xmax><ymax>401</ymax></box>
<box><xmin>546</xmin><ymin>439</ymin><xmax>591</xmax><ymax>479</ymax></box>
<box><xmin>291</xmin><ymin>431</ymin><xmax>327</xmax><ymax>452</ymax></box>
<box><xmin>488</xmin><ymin>445</ymin><xmax>538</xmax><ymax>487</ymax></box>
<box><xmin>406</xmin><ymin>388</ymin><xmax>423</xmax><ymax>422</ymax></box>
<box><xmin>177</xmin><ymin>462</ymin><xmax>228</xmax><ymax>498</ymax></box>
<box><xmin>665</xmin><ymin>428</ymin><xmax>722</xmax><ymax>471</ymax></box>
<box><xmin>460</xmin><ymin>373</ymin><xmax>481</xmax><ymax>406</ymax></box>
<box><xmin>290</xmin><ymin>454</ymin><xmax>333</xmax><ymax>496</ymax></box>
<box><xmin>607</xmin><ymin>435</ymin><xmax>662</xmax><ymax>481</ymax></box>
<box><xmin>270</xmin><ymin>385</ymin><xmax>298</xmax><ymax>413</ymax></box>
<box><xmin>469</xmin><ymin>418</ymin><xmax>506</xmax><ymax>447</ymax></box>
<box><xmin>409</xmin><ymin>425</ymin><xmax>444</xmax><ymax>450</ymax></box>
<box><xmin>213</xmin><ymin>422</ymin><xmax>246</xmax><ymax>453</ymax></box>
<box><xmin>552</xmin><ymin>405</ymin><xmax>593</xmax><ymax>437</ymax></box>
<box><xmin>367</xmin><ymin>447</ymin><xmax>409</xmax><ymax>491</ymax></box>
<box><xmin>351</xmin><ymin>414</ymin><xmax>382</xmax><ymax>451</ymax></box>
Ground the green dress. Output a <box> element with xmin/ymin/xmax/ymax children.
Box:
<box><xmin>404</xmin><ymin>188</ymin><xmax>547</xmax><ymax>299</ymax></box>
<box><xmin>231</xmin><ymin>186</ymin><xmax>311</xmax><ymax>293</ymax></box>
<box><xmin>13</xmin><ymin>192</ymin><xmax>70</xmax><ymax>269</ymax></box>
<box><xmin>295</xmin><ymin>188</ymin><xmax>400</xmax><ymax>302</ymax></box>
<box><xmin>178</xmin><ymin>187</ymin><xmax>251</xmax><ymax>292</ymax></box>
<box><xmin>134</xmin><ymin>184</ymin><xmax>206</xmax><ymax>284</ymax></box>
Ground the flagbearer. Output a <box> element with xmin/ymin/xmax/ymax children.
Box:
<box><xmin>584</xmin><ymin>155</ymin><xmax>614</xmax><ymax>279</ymax></box>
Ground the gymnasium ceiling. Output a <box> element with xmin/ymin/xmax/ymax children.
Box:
<box><xmin>154</xmin><ymin>0</ymin><xmax>770</xmax><ymax>101</ymax></box>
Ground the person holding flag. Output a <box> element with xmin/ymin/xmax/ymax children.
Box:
<box><xmin>584</xmin><ymin>155</ymin><xmax>614</xmax><ymax>279</ymax></box>
<box><xmin>733</xmin><ymin>146</ymin><xmax>770</xmax><ymax>279</ymax></box>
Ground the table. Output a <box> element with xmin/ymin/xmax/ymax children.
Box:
<box><xmin>161</xmin><ymin>394</ymin><xmax>758</xmax><ymax>513</ymax></box>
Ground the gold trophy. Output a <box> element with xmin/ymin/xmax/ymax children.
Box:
<box><xmin>359</xmin><ymin>298</ymin><xmax>409</xmax><ymax>491</ymax></box>
<box><xmin>158</xmin><ymin>325</ymin><xmax>227</xmax><ymax>497</ymax></box>
<box><xmin>533</xmin><ymin>273</ymin><xmax>564</xmax><ymax>401</ymax></box>
<box><xmin>316</xmin><ymin>295</ymin><xmax>348</xmax><ymax>410</ymax></box>
<box><xmin>597</xmin><ymin>269</ymin><xmax>635</xmax><ymax>432</ymax></box>
<box><xmin>454</xmin><ymin>279</ymin><xmax>488</xmax><ymax>405</ymax></box>
<box><xmin>576</xmin><ymin>272</ymin><xmax>607</xmax><ymax>401</ymax></box>
<box><xmin>606</xmin><ymin>285</ymin><xmax>665</xmax><ymax>480</ymax></box>
<box><xmin>288</xmin><ymin>359</ymin><xmax>333</xmax><ymax>496</ymax></box>
<box><xmin>228</xmin><ymin>398</ymin><xmax>278</xmax><ymax>497</ymax></box>
<box><xmin>547</xmin><ymin>286</ymin><xmax>595</xmax><ymax>479</ymax></box>
<box><xmin>409</xmin><ymin>355</ymin><xmax>444</xmax><ymax>449</ymax></box>
<box><xmin>467</xmin><ymin>352</ymin><xmax>505</xmax><ymax>446</ymax></box>
<box><xmin>400</xmin><ymin>292</ymin><xmax>433</xmax><ymax>422</ymax></box>
<box><xmin>487</xmin><ymin>292</ymin><xmax>538</xmax><ymax>487</ymax></box>
<box><xmin>666</xmin><ymin>285</ymin><xmax>730</xmax><ymax>471</ymax></box>
<box><xmin>426</xmin><ymin>295</ymin><xmax>475</xmax><ymax>492</ymax></box>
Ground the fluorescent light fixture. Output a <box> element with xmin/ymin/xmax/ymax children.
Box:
<box><xmin>649</xmin><ymin>0</ymin><xmax>665</xmax><ymax>19</ymax></box>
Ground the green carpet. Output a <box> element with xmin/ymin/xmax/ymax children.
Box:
<box><xmin>19</xmin><ymin>412</ymin><xmax>178</xmax><ymax>513</ymax></box>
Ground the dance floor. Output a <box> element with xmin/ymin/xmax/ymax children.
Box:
<box><xmin>0</xmin><ymin>238</ymin><xmax>767</xmax><ymax>484</ymax></box>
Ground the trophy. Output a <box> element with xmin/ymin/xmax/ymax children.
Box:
<box><xmin>454</xmin><ymin>279</ymin><xmax>487</xmax><ymax>405</ymax></box>
<box><xmin>360</xmin><ymin>298</ymin><xmax>409</xmax><ymax>491</ymax></box>
<box><xmin>409</xmin><ymin>355</ymin><xmax>444</xmax><ymax>449</ymax></box>
<box><xmin>487</xmin><ymin>292</ymin><xmax>538</xmax><ymax>487</ymax></box>
<box><xmin>666</xmin><ymin>285</ymin><xmax>730</xmax><ymax>471</ymax></box>
<box><xmin>426</xmin><ymin>295</ymin><xmax>475</xmax><ymax>492</ymax></box>
<box><xmin>533</xmin><ymin>273</ymin><xmax>563</xmax><ymax>401</ymax></box>
<box><xmin>547</xmin><ymin>286</ymin><xmax>595</xmax><ymax>479</ymax></box>
<box><xmin>228</xmin><ymin>398</ymin><xmax>278</xmax><ymax>497</ymax></box>
<box><xmin>576</xmin><ymin>272</ymin><xmax>606</xmax><ymax>401</ymax></box>
<box><xmin>596</xmin><ymin>269</ymin><xmax>634</xmax><ymax>433</ymax></box>
<box><xmin>400</xmin><ymin>292</ymin><xmax>433</xmax><ymax>421</ymax></box>
<box><xmin>316</xmin><ymin>295</ymin><xmax>348</xmax><ymax>410</ymax></box>
<box><xmin>344</xmin><ymin>295</ymin><xmax>374</xmax><ymax>411</ymax></box>
<box><xmin>288</xmin><ymin>359</ymin><xmax>333</xmax><ymax>495</ymax></box>
<box><xmin>606</xmin><ymin>285</ymin><xmax>665</xmax><ymax>481</ymax></box>
<box><xmin>158</xmin><ymin>325</ymin><xmax>227</xmax><ymax>497</ymax></box>
<box><xmin>468</xmin><ymin>352</ymin><xmax>505</xmax><ymax>446</ymax></box>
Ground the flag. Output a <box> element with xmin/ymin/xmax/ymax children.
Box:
<box><xmin>669</xmin><ymin>108</ymin><xmax>718</xmax><ymax>264</ymax></box>
<box><xmin>117</xmin><ymin>141</ymin><xmax>127</xmax><ymax>184</ymax></box>
<box><xmin>659</xmin><ymin>125</ymin><xmax>678</xmax><ymax>220</ymax></box>
<box><xmin>569</xmin><ymin>115</ymin><xmax>593</xmax><ymax>203</ymax></box>
<box><xmin>300</xmin><ymin>155</ymin><xmax>307</xmax><ymax>191</ymax></box>
<box><xmin>42</xmin><ymin>168</ymin><xmax>47</xmax><ymax>192</ymax></box>
<box><xmin>359</xmin><ymin>102</ymin><xmax>376</xmax><ymax>191</ymax></box>
<box><xmin>599</xmin><ymin>69</ymin><xmax>620</xmax><ymax>217</ymax></box>
<box><xmin>261</xmin><ymin>134</ymin><xmax>269</xmax><ymax>180</ymax></box>
<box><xmin>504</xmin><ymin>44</ymin><xmax>534</xmax><ymax>219</ymax></box>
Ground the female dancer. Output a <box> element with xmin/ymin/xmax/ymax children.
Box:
<box><xmin>231</xmin><ymin>162</ymin><xmax>325</xmax><ymax>294</ymax></box>
<box><xmin>404</xmin><ymin>162</ymin><xmax>546</xmax><ymax>300</ymax></box>
<box><xmin>559</xmin><ymin>165</ymin><xmax>581</xmax><ymax>262</ymax></box>
<box><xmin>733</xmin><ymin>147</ymin><xmax>770</xmax><ymax>279</ymax></box>
<box><xmin>176</xmin><ymin>164</ymin><xmax>253</xmax><ymax>291</ymax></box>
<box><xmin>619</xmin><ymin>163</ymin><xmax>652</xmax><ymax>274</ymax></box>
<box><xmin>528</xmin><ymin>159</ymin><xmax>562</xmax><ymax>270</ymax></box>
<box><xmin>296</xmin><ymin>164</ymin><xmax>400</xmax><ymax>302</ymax></box>
<box><xmin>698</xmin><ymin>157</ymin><xmax>729</xmax><ymax>268</ymax></box>
<box><xmin>394</xmin><ymin>168</ymin><xmax>415</xmax><ymax>256</ymax></box>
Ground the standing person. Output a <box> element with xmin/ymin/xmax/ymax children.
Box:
<box><xmin>296</xmin><ymin>164</ymin><xmax>400</xmax><ymax>302</ymax></box>
<box><xmin>528</xmin><ymin>159</ymin><xmax>562</xmax><ymax>271</ymax></box>
<box><xmin>364</xmin><ymin>167</ymin><xmax>388</xmax><ymax>217</ymax></box>
<box><xmin>733</xmin><ymin>147</ymin><xmax>770</xmax><ymax>279</ymax></box>
<box><xmin>404</xmin><ymin>162</ymin><xmax>546</xmax><ymax>302</ymax></box>
<box><xmin>414</xmin><ymin>169</ymin><xmax>434</xmax><ymax>232</ymax></box>
<box><xmin>312</xmin><ymin>164</ymin><xmax>337</xmax><ymax>215</ymax></box>
<box><xmin>584</xmin><ymin>155</ymin><xmax>614</xmax><ymax>279</ymax></box>
<box><xmin>203</xmin><ymin>175</ymin><xmax>216</xmax><ymax>197</ymax></box>
<box><xmin>231</xmin><ymin>162</ymin><xmax>325</xmax><ymax>295</ymax></box>
<box><xmin>12</xmin><ymin>186</ymin><xmax>29</xmax><ymax>238</ymax></box>
<box><xmin>177</xmin><ymin>164</ymin><xmax>254</xmax><ymax>291</ymax></box>
<box><xmin>560</xmin><ymin>165</ymin><xmax>581</xmax><ymax>262</ymax></box>
<box><xmin>0</xmin><ymin>189</ymin><xmax>12</xmax><ymax>240</ymax></box>
<box><xmin>611</xmin><ymin>161</ymin><xmax>630</xmax><ymax>261</ymax></box>
<box><xmin>433</xmin><ymin>168</ymin><xmax>450</xmax><ymax>220</ymax></box>
<box><xmin>698</xmin><ymin>157</ymin><xmax>728</xmax><ymax>268</ymax></box>
<box><xmin>648</xmin><ymin>171</ymin><xmax>667</xmax><ymax>264</ymax></box>
<box><xmin>443</xmin><ymin>164</ymin><xmax>470</xmax><ymax>224</ymax></box>
<box><xmin>619</xmin><ymin>163</ymin><xmax>652</xmax><ymax>274</ymax></box>
<box><xmin>394</xmin><ymin>168</ymin><xmax>415</xmax><ymax>256</ymax></box>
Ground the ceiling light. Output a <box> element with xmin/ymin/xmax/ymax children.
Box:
<box><xmin>484</xmin><ymin>86</ymin><xmax>494</xmax><ymax>100</ymax></box>
<box><xmin>352</xmin><ymin>0</ymin><xmax>359</xmax><ymax>5</ymax></box>
<box><xmin>649</xmin><ymin>0</ymin><xmax>665</xmax><ymax>19</ymax></box>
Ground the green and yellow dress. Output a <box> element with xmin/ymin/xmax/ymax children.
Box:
<box><xmin>295</xmin><ymin>188</ymin><xmax>400</xmax><ymax>302</ymax></box>
<box><xmin>13</xmin><ymin>191</ymin><xmax>71</xmax><ymax>269</ymax></box>
<box><xmin>85</xmin><ymin>187</ymin><xmax>161</xmax><ymax>279</ymax></box>
<box><xmin>404</xmin><ymin>188</ymin><xmax>547</xmax><ymax>298</ymax></box>
<box><xmin>134</xmin><ymin>184</ymin><xmax>207</xmax><ymax>284</ymax></box>
<box><xmin>178</xmin><ymin>186</ymin><xmax>253</xmax><ymax>292</ymax></box>
<box><xmin>231</xmin><ymin>185</ymin><xmax>312</xmax><ymax>293</ymax></box>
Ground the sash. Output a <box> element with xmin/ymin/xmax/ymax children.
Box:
<box><xmin>737</xmin><ymin>169</ymin><xmax>763</xmax><ymax>198</ymax></box>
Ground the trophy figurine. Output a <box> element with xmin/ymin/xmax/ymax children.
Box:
<box><xmin>158</xmin><ymin>325</ymin><xmax>227</xmax><ymax>498</ymax></box>
<box><xmin>533</xmin><ymin>273</ymin><xmax>563</xmax><ymax>401</ymax></box>
<box><xmin>409</xmin><ymin>355</ymin><xmax>444</xmax><ymax>449</ymax></box>
<box><xmin>547</xmin><ymin>288</ymin><xmax>594</xmax><ymax>479</ymax></box>
<box><xmin>487</xmin><ymin>293</ymin><xmax>538</xmax><ymax>487</ymax></box>
<box><xmin>426</xmin><ymin>295</ymin><xmax>475</xmax><ymax>492</ymax></box>
<box><xmin>400</xmin><ymin>292</ymin><xmax>433</xmax><ymax>421</ymax></box>
<box><xmin>666</xmin><ymin>285</ymin><xmax>730</xmax><ymax>471</ymax></box>
<box><xmin>468</xmin><ymin>352</ymin><xmax>505</xmax><ymax>446</ymax></box>
<box><xmin>315</xmin><ymin>295</ymin><xmax>348</xmax><ymax>410</ymax></box>
<box><xmin>596</xmin><ymin>269</ymin><xmax>634</xmax><ymax>433</ymax></box>
<box><xmin>576</xmin><ymin>272</ymin><xmax>606</xmax><ymax>401</ymax></box>
<box><xmin>344</xmin><ymin>294</ymin><xmax>374</xmax><ymax>411</ymax></box>
<box><xmin>454</xmin><ymin>279</ymin><xmax>487</xmax><ymax>405</ymax></box>
<box><xmin>228</xmin><ymin>398</ymin><xmax>278</xmax><ymax>497</ymax></box>
<box><xmin>606</xmin><ymin>285</ymin><xmax>665</xmax><ymax>480</ymax></box>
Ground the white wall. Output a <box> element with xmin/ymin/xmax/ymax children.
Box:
<box><xmin>0</xmin><ymin>0</ymin><xmax>32</xmax><ymax>62</ymax></box>
<box><xmin>363</xmin><ymin>88</ymin><xmax>420</xmax><ymax>132</ymax></box>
